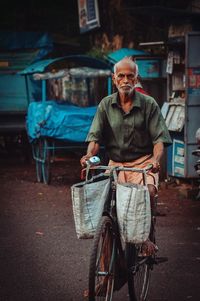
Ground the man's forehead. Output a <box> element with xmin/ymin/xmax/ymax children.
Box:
<box><xmin>117</xmin><ymin>70</ymin><xmax>135</xmax><ymax>74</ymax></box>
<box><xmin>115</xmin><ymin>60</ymin><xmax>136</xmax><ymax>73</ymax></box>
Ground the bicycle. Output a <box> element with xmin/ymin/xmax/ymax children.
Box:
<box><xmin>85</xmin><ymin>157</ymin><xmax>161</xmax><ymax>301</ymax></box>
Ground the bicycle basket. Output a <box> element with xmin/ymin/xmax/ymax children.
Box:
<box><xmin>116</xmin><ymin>182</ymin><xmax>151</xmax><ymax>244</ymax></box>
<box><xmin>71</xmin><ymin>175</ymin><xmax>110</xmax><ymax>239</ymax></box>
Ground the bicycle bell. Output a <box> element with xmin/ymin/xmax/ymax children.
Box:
<box><xmin>88</xmin><ymin>156</ymin><xmax>101</xmax><ymax>165</ymax></box>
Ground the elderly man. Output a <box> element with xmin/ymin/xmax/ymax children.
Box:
<box><xmin>81</xmin><ymin>56</ymin><xmax>171</xmax><ymax>254</ymax></box>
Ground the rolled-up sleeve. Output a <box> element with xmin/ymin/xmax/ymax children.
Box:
<box><xmin>86</xmin><ymin>103</ymin><xmax>105</xmax><ymax>143</ymax></box>
<box><xmin>148</xmin><ymin>102</ymin><xmax>172</xmax><ymax>146</ymax></box>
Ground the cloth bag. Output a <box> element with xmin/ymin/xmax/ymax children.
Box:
<box><xmin>71</xmin><ymin>176</ymin><xmax>110</xmax><ymax>239</ymax></box>
<box><xmin>116</xmin><ymin>182</ymin><xmax>151</xmax><ymax>244</ymax></box>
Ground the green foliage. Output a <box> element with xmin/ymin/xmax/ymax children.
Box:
<box><xmin>86</xmin><ymin>47</ymin><xmax>109</xmax><ymax>60</ymax></box>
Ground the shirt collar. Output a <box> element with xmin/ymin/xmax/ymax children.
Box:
<box><xmin>111</xmin><ymin>91</ymin><xmax>142</xmax><ymax>108</ymax></box>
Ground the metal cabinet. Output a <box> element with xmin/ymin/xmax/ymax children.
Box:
<box><xmin>166</xmin><ymin>32</ymin><xmax>200</xmax><ymax>178</ymax></box>
<box><xmin>185</xmin><ymin>32</ymin><xmax>200</xmax><ymax>177</ymax></box>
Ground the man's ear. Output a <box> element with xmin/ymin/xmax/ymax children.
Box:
<box><xmin>112</xmin><ymin>73</ymin><xmax>116</xmax><ymax>85</ymax></box>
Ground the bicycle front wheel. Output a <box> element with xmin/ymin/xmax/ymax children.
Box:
<box><xmin>89</xmin><ymin>216</ymin><xmax>116</xmax><ymax>301</ymax></box>
<box><xmin>126</xmin><ymin>243</ymin><xmax>151</xmax><ymax>301</ymax></box>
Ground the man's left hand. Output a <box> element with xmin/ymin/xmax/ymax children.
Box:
<box><xmin>151</xmin><ymin>161</ymin><xmax>160</xmax><ymax>173</ymax></box>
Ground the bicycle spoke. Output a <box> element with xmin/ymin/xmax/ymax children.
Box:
<box><xmin>134</xmin><ymin>261</ymin><xmax>150</xmax><ymax>300</ymax></box>
<box><xmin>126</xmin><ymin>244</ymin><xmax>151</xmax><ymax>301</ymax></box>
<box><xmin>89</xmin><ymin>216</ymin><xmax>115</xmax><ymax>301</ymax></box>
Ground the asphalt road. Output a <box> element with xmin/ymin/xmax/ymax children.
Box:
<box><xmin>0</xmin><ymin>153</ymin><xmax>200</xmax><ymax>301</ymax></box>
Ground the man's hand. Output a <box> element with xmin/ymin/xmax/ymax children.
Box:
<box><xmin>80</xmin><ymin>142</ymin><xmax>100</xmax><ymax>167</ymax></box>
<box><xmin>152</xmin><ymin>142</ymin><xmax>163</xmax><ymax>173</ymax></box>
<box><xmin>80</xmin><ymin>154</ymin><xmax>92</xmax><ymax>167</ymax></box>
<box><xmin>151</xmin><ymin>161</ymin><xmax>160</xmax><ymax>173</ymax></box>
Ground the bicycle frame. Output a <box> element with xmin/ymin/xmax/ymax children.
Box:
<box><xmin>86</xmin><ymin>162</ymin><xmax>153</xmax><ymax>239</ymax></box>
<box><xmin>87</xmin><ymin>161</ymin><xmax>154</xmax><ymax>301</ymax></box>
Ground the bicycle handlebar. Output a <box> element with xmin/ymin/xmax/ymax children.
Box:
<box><xmin>86</xmin><ymin>163</ymin><xmax>153</xmax><ymax>173</ymax></box>
<box><xmin>83</xmin><ymin>157</ymin><xmax>153</xmax><ymax>181</ymax></box>
<box><xmin>117</xmin><ymin>164</ymin><xmax>153</xmax><ymax>173</ymax></box>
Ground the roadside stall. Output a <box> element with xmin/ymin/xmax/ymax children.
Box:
<box><xmin>20</xmin><ymin>55</ymin><xmax>112</xmax><ymax>184</ymax></box>
<box><xmin>0</xmin><ymin>32</ymin><xmax>53</xmax><ymax>155</ymax></box>
<box><xmin>163</xmin><ymin>31</ymin><xmax>200</xmax><ymax>180</ymax></box>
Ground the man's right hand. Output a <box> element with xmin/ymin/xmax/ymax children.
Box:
<box><xmin>80</xmin><ymin>142</ymin><xmax>100</xmax><ymax>167</ymax></box>
<box><xmin>80</xmin><ymin>154</ymin><xmax>92</xmax><ymax>167</ymax></box>
<box><xmin>80</xmin><ymin>141</ymin><xmax>99</xmax><ymax>167</ymax></box>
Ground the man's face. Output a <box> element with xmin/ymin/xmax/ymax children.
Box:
<box><xmin>112</xmin><ymin>61</ymin><xmax>137</xmax><ymax>96</ymax></box>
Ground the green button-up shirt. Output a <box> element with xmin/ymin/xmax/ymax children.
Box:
<box><xmin>86</xmin><ymin>91</ymin><xmax>172</xmax><ymax>162</ymax></box>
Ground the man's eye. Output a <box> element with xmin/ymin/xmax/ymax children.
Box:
<box><xmin>117</xmin><ymin>74</ymin><xmax>135</xmax><ymax>80</ymax></box>
<box><xmin>127</xmin><ymin>74</ymin><xmax>135</xmax><ymax>79</ymax></box>
<box><xmin>117</xmin><ymin>74</ymin><xmax>124</xmax><ymax>79</ymax></box>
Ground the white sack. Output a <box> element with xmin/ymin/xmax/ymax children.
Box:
<box><xmin>116</xmin><ymin>183</ymin><xmax>151</xmax><ymax>244</ymax></box>
<box><xmin>71</xmin><ymin>178</ymin><xmax>110</xmax><ymax>239</ymax></box>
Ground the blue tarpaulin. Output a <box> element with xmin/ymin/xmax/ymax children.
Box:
<box><xmin>26</xmin><ymin>101</ymin><xmax>97</xmax><ymax>142</ymax></box>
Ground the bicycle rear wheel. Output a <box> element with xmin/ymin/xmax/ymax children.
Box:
<box><xmin>126</xmin><ymin>243</ymin><xmax>151</xmax><ymax>301</ymax></box>
<box><xmin>89</xmin><ymin>216</ymin><xmax>116</xmax><ymax>301</ymax></box>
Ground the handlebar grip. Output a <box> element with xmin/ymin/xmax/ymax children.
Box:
<box><xmin>146</xmin><ymin>164</ymin><xmax>153</xmax><ymax>171</ymax></box>
<box><xmin>86</xmin><ymin>156</ymin><xmax>101</xmax><ymax>166</ymax></box>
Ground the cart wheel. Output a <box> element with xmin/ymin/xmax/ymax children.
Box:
<box><xmin>41</xmin><ymin>138</ymin><xmax>51</xmax><ymax>185</ymax></box>
<box><xmin>34</xmin><ymin>141</ymin><xmax>43</xmax><ymax>183</ymax></box>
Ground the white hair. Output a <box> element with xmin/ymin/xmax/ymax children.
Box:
<box><xmin>113</xmin><ymin>56</ymin><xmax>138</xmax><ymax>77</ymax></box>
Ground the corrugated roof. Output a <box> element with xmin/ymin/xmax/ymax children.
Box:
<box><xmin>0</xmin><ymin>50</ymin><xmax>40</xmax><ymax>73</ymax></box>
<box><xmin>0</xmin><ymin>32</ymin><xmax>54</xmax><ymax>73</ymax></box>
<box><xmin>19</xmin><ymin>55</ymin><xmax>112</xmax><ymax>75</ymax></box>
<box><xmin>0</xmin><ymin>32</ymin><xmax>53</xmax><ymax>51</ymax></box>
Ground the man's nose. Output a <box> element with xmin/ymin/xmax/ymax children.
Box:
<box><xmin>123</xmin><ymin>75</ymin><xmax>129</xmax><ymax>82</ymax></box>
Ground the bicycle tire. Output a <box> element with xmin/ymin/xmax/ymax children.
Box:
<box><xmin>88</xmin><ymin>215</ymin><xmax>116</xmax><ymax>301</ymax></box>
<box><xmin>126</xmin><ymin>201</ymin><xmax>157</xmax><ymax>301</ymax></box>
<box><xmin>126</xmin><ymin>243</ymin><xmax>151</xmax><ymax>301</ymax></box>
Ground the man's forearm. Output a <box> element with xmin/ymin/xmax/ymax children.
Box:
<box><xmin>153</xmin><ymin>142</ymin><xmax>164</xmax><ymax>163</ymax></box>
<box><xmin>86</xmin><ymin>141</ymin><xmax>100</xmax><ymax>156</ymax></box>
